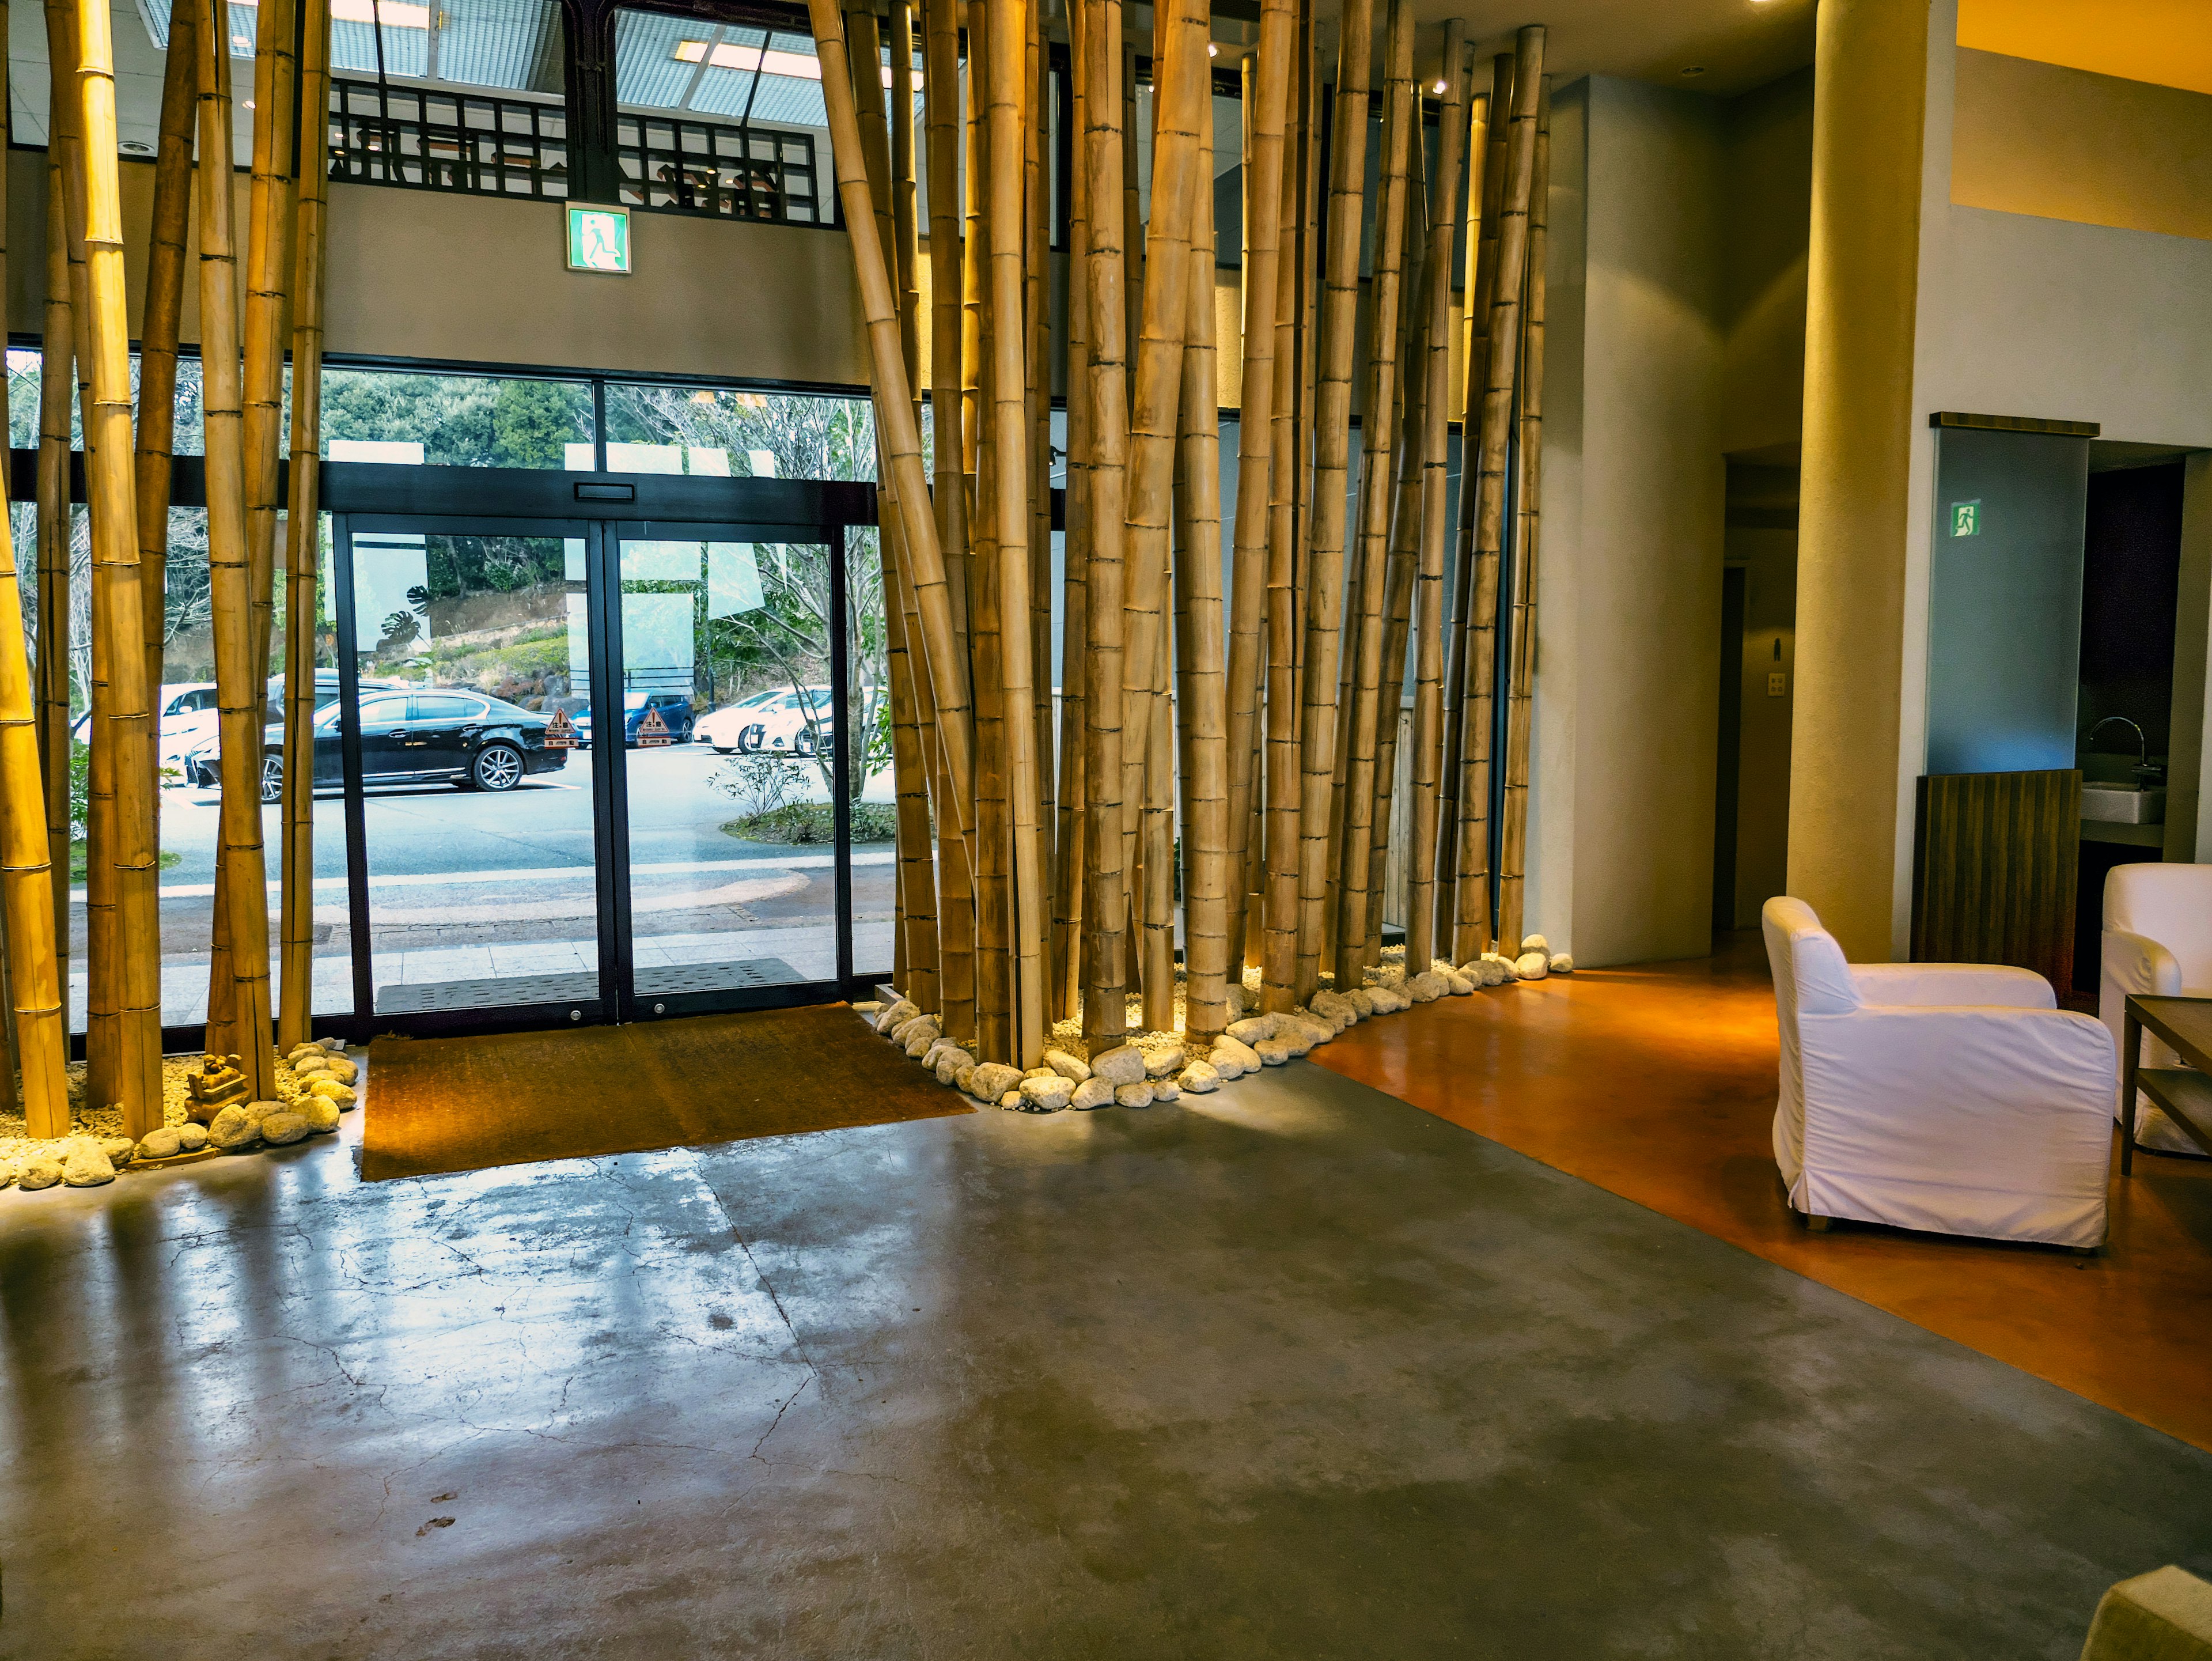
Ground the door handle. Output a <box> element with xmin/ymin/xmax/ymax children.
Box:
<box><xmin>387</xmin><ymin>729</ymin><xmax>407</xmax><ymax>738</ymax></box>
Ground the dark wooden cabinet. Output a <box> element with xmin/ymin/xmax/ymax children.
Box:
<box><xmin>1911</xmin><ymin>769</ymin><xmax>2081</xmax><ymax>993</ymax></box>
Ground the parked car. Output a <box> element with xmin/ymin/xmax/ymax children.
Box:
<box><xmin>698</xmin><ymin>684</ymin><xmax>830</xmax><ymax>756</ymax></box>
<box><xmin>184</xmin><ymin>688</ymin><xmax>569</xmax><ymax>799</ymax></box>
<box><xmin>694</xmin><ymin>688</ymin><xmax>793</xmax><ymax>754</ymax></box>
<box><xmin>70</xmin><ymin>682</ymin><xmax>223</xmax><ymax>774</ymax></box>
<box><xmin>573</xmin><ymin>691</ymin><xmax>696</xmax><ymax>748</ymax></box>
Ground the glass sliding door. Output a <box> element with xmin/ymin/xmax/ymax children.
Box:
<box><xmin>610</xmin><ymin>524</ymin><xmax>851</xmax><ymax>1011</ymax></box>
<box><xmin>342</xmin><ymin>520</ymin><xmax>603</xmax><ymax>1020</ymax></box>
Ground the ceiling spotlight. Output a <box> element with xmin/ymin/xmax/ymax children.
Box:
<box><xmin>1431</xmin><ymin>77</ymin><xmax>1446</xmax><ymax>94</ymax></box>
<box><xmin>1206</xmin><ymin>41</ymin><xmax>1218</xmax><ymax>56</ymax></box>
<box><xmin>1680</xmin><ymin>65</ymin><xmax>1707</xmax><ymax>76</ymax></box>
<box><xmin>120</xmin><ymin>140</ymin><xmax>152</xmax><ymax>154</ymax></box>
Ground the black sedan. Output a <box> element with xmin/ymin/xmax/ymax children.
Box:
<box><xmin>187</xmin><ymin>689</ymin><xmax>570</xmax><ymax>799</ymax></box>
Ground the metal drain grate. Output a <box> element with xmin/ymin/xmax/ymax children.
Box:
<box><xmin>376</xmin><ymin>959</ymin><xmax>804</xmax><ymax>1014</ymax></box>
<box><xmin>635</xmin><ymin>959</ymin><xmax>800</xmax><ymax>994</ymax></box>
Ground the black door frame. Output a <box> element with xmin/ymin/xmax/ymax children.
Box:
<box><xmin>322</xmin><ymin>462</ymin><xmax>880</xmax><ymax>1039</ymax></box>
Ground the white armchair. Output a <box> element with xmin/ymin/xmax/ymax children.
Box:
<box><xmin>1763</xmin><ymin>896</ymin><xmax>2114</xmax><ymax>1249</ymax></box>
<box><xmin>2100</xmin><ymin>862</ymin><xmax>2212</xmax><ymax>1156</ymax></box>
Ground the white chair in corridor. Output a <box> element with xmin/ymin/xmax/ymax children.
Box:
<box><xmin>1762</xmin><ymin>897</ymin><xmax>2114</xmax><ymax>1250</ymax></box>
<box><xmin>2100</xmin><ymin>862</ymin><xmax>2212</xmax><ymax>1156</ymax></box>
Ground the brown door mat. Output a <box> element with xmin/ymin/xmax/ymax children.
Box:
<box><xmin>361</xmin><ymin>1004</ymin><xmax>969</xmax><ymax>1181</ymax></box>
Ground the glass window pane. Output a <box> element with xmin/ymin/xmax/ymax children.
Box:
<box><xmin>603</xmin><ymin>384</ymin><xmax>878</xmax><ymax>482</ymax></box>
<box><xmin>351</xmin><ymin>532</ymin><xmax>595</xmax><ymax>1017</ymax></box>
<box><xmin>622</xmin><ymin>531</ymin><xmax>839</xmax><ymax>992</ymax></box>
<box><xmin>844</xmin><ymin>524</ymin><xmax>895</xmax><ymax>981</ymax></box>
<box><xmin>321</xmin><ymin>368</ymin><xmax>595</xmax><ymax>468</ymax></box>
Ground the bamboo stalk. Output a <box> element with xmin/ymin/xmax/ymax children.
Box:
<box><xmin>0</xmin><ymin>397</ymin><xmax>70</xmax><ymax>1140</ymax></box>
<box><xmin>244</xmin><ymin>0</ymin><xmax>297</xmax><ymax>691</ymax></box>
<box><xmin>1258</xmin><ymin>2</ymin><xmax>1309</xmax><ymax>1014</ymax></box>
<box><xmin>1141</xmin><ymin>574</ymin><xmax>1173</xmax><ymax>1031</ymax></box>
<box><xmin>278</xmin><ymin>0</ymin><xmax>330</xmax><ymax>1051</ymax></box>
<box><xmin>1289</xmin><ymin>0</ymin><xmax>1375</xmax><ymax>1006</ymax></box>
<box><xmin>35</xmin><ymin>71</ymin><xmax>73</xmax><ymax>1008</ymax></box>
<box><xmin>1025</xmin><ymin>0</ymin><xmax>1053</xmax><ymax>922</ymax></box>
<box><xmin>891</xmin><ymin>0</ymin><xmax>921</xmax><ymax>418</ymax></box>
<box><xmin>1366</xmin><ymin>116</ymin><xmax>1431</xmax><ymax>967</ymax></box>
<box><xmin>882</xmin><ymin>514</ymin><xmax>940</xmax><ymax>1009</ymax></box>
<box><xmin>923</xmin><ymin>0</ymin><xmax>975</xmax><ymax>1044</ymax></box>
<box><xmin>1080</xmin><ymin>0</ymin><xmax>1131</xmax><ymax>1055</ymax></box>
<box><xmin>1332</xmin><ymin>0</ymin><xmax>1414</xmax><ymax>993</ymax></box>
<box><xmin>77</xmin><ymin>0</ymin><xmax>162</xmax><ymax>1132</ymax></box>
<box><xmin>1120</xmin><ymin>0</ymin><xmax>1202</xmax><ymax>922</ymax></box>
<box><xmin>1171</xmin><ymin>81</ymin><xmax>1226</xmax><ymax>1039</ymax></box>
<box><xmin>1435</xmin><ymin>58</ymin><xmax>1505</xmax><ymax>954</ymax></box>
<box><xmin>197</xmin><ymin>0</ymin><xmax>276</xmax><ymax>1102</ymax></box>
<box><xmin>986</xmin><ymin>0</ymin><xmax>1044</xmax><ymax>1068</ymax></box>
<box><xmin>1050</xmin><ymin>0</ymin><xmax>1091</xmax><ymax>1026</ymax></box>
<box><xmin>1407</xmin><ymin>25</ymin><xmax>1467</xmax><ymax>975</ymax></box>
<box><xmin>809</xmin><ymin>0</ymin><xmax>978</xmax><ymax>839</ymax></box>
<box><xmin>1225</xmin><ymin>0</ymin><xmax>1291</xmax><ymax>990</ymax></box>
<box><xmin>1497</xmin><ymin>78</ymin><xmax>1550</xmax><ymax>955</ymax></box>
<box><xmin>1449</xmin><ymin>25</ymin><xmax>1543</xmax><ymax>964</ymax></box>
<box><xmin>137</xmin><ymin>0</ymin><xmax>195</xmax><ymax>798</ymax></box>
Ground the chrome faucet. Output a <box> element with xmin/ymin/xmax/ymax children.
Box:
<box><xmin>2088</xmin><ymin>716</ymin><xmax>2161</xmax><ymax>787</ymax></box>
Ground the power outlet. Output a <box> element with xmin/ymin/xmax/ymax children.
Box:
<box><xmin>1768</xmin><ymin>671</ymin><xmax>1788</xmax><ymax>697</ymax></box>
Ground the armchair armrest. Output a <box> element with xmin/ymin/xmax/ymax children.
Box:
<box><xmin>1850</xmin><ymin>962</ymin><xmax>2055</xmax><ymax>1010</ymax></box>
<box><xmin>1805</xmin><ymin>1003</ymin><xmax>2115</xmax><ymax>1133</ymax></box>
<box><xmin>2102</xmin><ymin>928</ymin><xmax>2183</xmax><ymax>1000</ymax></box>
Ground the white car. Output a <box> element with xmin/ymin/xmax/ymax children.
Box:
<box><xmin>696</xmin><ymin>686</ymin><xmax>831</xmax><ymax>755</ymax></box>
<box><xmin>66</xmin><ymin>682</ymin><xmax>224</xmax><ymax>775</ymax></box>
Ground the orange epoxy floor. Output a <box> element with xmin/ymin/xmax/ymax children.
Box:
<box><xmin>1315</xmin><ymin>934</ymin><xmax>2212</xmax><ymax>1452</ymax></box>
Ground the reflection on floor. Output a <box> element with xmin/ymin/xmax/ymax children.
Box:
<box><xmin>0</xmin><ymin>1057</ymin><xmax>2203</xmax><ymax>1655</ymax></box>
<box><xmin>1316</xmin><ymin>932</ymin><xmax>2212</xmax><ymax>1452</ymax></box>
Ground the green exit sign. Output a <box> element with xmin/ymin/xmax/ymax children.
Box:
<box><xmin>566</xmin><ymin>203</ymin><xmax>631</xmax><ymax>274</ymax></box>
<box><xmin>1951</xmin><ymin>500</ymin><xmax>1981</xmax><ymax>538</ymax></box>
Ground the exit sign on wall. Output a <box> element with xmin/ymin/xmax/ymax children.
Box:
<box><xmin>566</xmin><ymin>204</ymin><xmax>632</xmax><ymax>274</ymax></box>
<box><xmin>1951</xmin><ymin>500</ymin><xmax>1981</xmax><ymax>537</ymax></box>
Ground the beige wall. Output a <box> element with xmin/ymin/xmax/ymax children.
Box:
<box><xmin>1531</xmin><ymin>75</ymin><xmax>1728</xmax><ymax>968</ymax></box>
<box><xmin>1953</xmin><ymin>48</ymin><xmax>2212</xmax><ymax>244</ymax></box>
<box><xmin>8</xmin><ymin>149</ymin><xmax>870</xmax><ymax>388</ymax></box>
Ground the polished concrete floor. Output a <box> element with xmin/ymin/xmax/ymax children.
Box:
<box><xmin>1318</xmin><ymin>933</ymin><xmax>2212</xmax><ymax>1451</ymax></box>
<box><xmin>1</xmin><ymin>1055</ymin><xmax>2206</xmax><ymax>1658</ymax></box>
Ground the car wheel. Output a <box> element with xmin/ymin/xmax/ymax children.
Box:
<box><xmin>471</xmin><ymin>743</ymin><xmax>525</xmax><ymax>793</ymax></box>
<box><xmin>259</xmin><ymin>755</ymin><xmax>283</xmax><ymax>804</ymax></box>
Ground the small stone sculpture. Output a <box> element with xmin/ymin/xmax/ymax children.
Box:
<box><xmin>185</xmin><ymin>1053</ymin><xmax>251</xmax><ymax>1124</ymax></box>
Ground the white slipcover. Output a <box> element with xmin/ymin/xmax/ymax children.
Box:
<box><xmin>2100</xmin><ymin>862</ymin><xmax>2212</xmax><ymax>1156</ymax></box>
<box><xmin>1763</xmin><ymin>896</ymin><xmax>2113</xmax><ymax>1249</ymax></box>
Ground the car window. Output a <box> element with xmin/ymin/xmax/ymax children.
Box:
<box><xmin>358</xmin><ymin>696</ymin><xmax>408</xmax><ymax>725</ymax></box>
<box><xmin>414</xmin><ymin>694</ymin><xmax>481</xmax><ymax>720</ymax></box>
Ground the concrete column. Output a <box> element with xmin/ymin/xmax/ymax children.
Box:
<box><xmin>1785</xmin><ymin>0</ymin><xmax>1931</xmax><ymax>960</ymax></box>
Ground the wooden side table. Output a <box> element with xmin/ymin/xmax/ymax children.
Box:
<box><xmin>2119</xmin><ymin>994</ymin><xmax>2212</xmax><ymax>1173</ymax></box>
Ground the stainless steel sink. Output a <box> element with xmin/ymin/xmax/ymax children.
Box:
<box><xmin>2084</xmin><ymin>785</ymin><xmax>2166</xmax><ymax>824</ymax></box>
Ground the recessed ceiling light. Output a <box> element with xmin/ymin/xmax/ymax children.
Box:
<box><xmin>1681</xmin><ymin>66</ymin><xmax>1707</xmax><ymax>76</ymax></box>
<box><xmin>1206</xmin><ymin>42</ymin><xmax>1218</xmax><ymax>57</ymax></box>
<box><xmin>1431</xmin><ymin>78</ymin><xmax>1446</xmax><ymax>93</ymax></box>
<box><xmin>120</xmin><ymin>140</ymin><xmax>152</xmax><ymax>153</ymax></box>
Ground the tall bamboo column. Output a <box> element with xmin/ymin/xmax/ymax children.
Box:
<box><xmin>0</xmin><ymin>429</ymin><xmax>69</xmax><ymax>1138</ymax></box>
<box><xmin>1121</xmin><ymin>0</ymin><xmax>1203</xmax><ymax>1016</ymax></box>
<box><xmin>278</xmin><ymin>0</ymin><xmax>331</xmax><ymax>1050</ymax></box>
<box><xmin>1407</xmin><ymin>25</ymin><xmax>1467</xmax><ymax>974</ymax></box>
<box><xmin>1050</xmin><ymin>0</ymin><xmax>1092</xmax><ymax>1024</ymax></box>
<box><xmin>1289</xmin><ymin>0</ymin><xmax>1374</xmax><ymax>1005</ymax></box>
<box><xmin>1332</xmin><ymin>0</ymin><xmax>1413</xmax><ymax>992</ymax></box>
<box><xmin>197</xmin><ymin>0</ymin><xmax>276</xmax><ymax>1100</ymax></box>
<box><xmin>1258</xmin><ymin>6</ymin><xmax>1310</xmax><ymax>1014</ymax></box>
<box><xmin>1080</xmin><ymin>0</ymin><xmax>1131</xmax><ymax>1055</ymax></box>
<box><xmin>1173</xmin><ymin>88</ymin><xmax>1227</xmax><ymax>1042</ymax></box>
<box><xmin>891</xmin><ymin>0</ymin><xmax>921</xmax><ymax>418</ymax></box>
<box><xmin>1365</xmin><ymin>121</ymin><xmax>1431</xmax><ymax>967</ymax></box>
<box><xmin>922</xmin><ymin>0</ymin><xmax>975</xmax><ymax>1042</ymax></box>
<box><xmin>984</xmin><ymin>0</ymin><xmax>1044</xmax><ymax>1066</ymax></box>
<box><xmin>808</xmin><ymin>0</ymin><xmax>978</xmax><ymax>841</ymax></box>
<box><xmin>1449</xmin><ymin>25</ymin><xmax>1543</xmax><ymax>964</ymax></box>
<box><xmin>1497</xmin><ymin>79</ymin><xmax>1550</xmax><ymax>954</ymax></box>
<box><xmin>1225</xmin><ymin>0</ymin><xmax>1291</xmax><ymax>987</ymax></box>
<box><xmin>1435</xmin><ymin>57</ymin><xmax>1505</xmax><ymax>952</ymax></box>
<box><xmin>244</xmin><ymin>0</ymin><xmax>297</xmax><ymax>679</ymax></box>
<box><xmin>35</xmin><ymin>86</ymin><xmax>73</xmax><ymax>996</ymax></box>
<box><xmin>137</xmin><ymin>0</ymin><xmax>195</xmax><ymax>774</ymax></box>
<box><xmin>78</xmin><ymin>0</ymin><xmax>163</xmax><ymax>1131</ymax></box>
<box><xmin>1024</xmin><ymin>0</ymin><xmax>1053</xmax><ymax>914</ymax></box>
